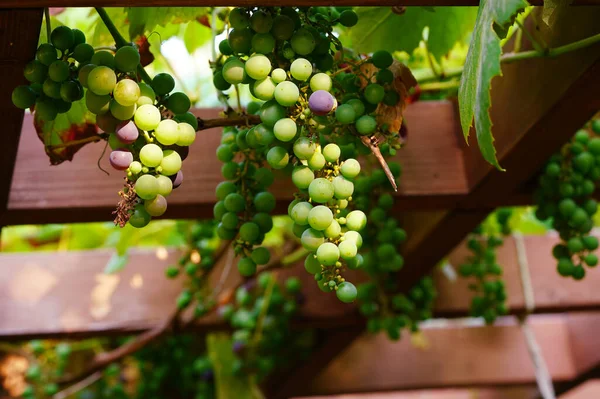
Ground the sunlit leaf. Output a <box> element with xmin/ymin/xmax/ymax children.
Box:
<box><xmin>183</xmin><ymin>21</ymin><xmax>212</xmax><ymax>54</ymax></box>
<box><xmin>126</xmin><ymin>7</ymin><xmax>210</xmax><ymax>39</ymax></box>
<box><xmin>542</xmin><ymin>0</ymin><xmax>573</xmax><ymax>25</ymax></box>
<box><xmin>104</xmin><ymin>252</ymin><xmax>129</xmax><ymax>274</ymax></box>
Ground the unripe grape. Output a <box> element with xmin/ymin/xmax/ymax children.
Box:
<box><xmin>156</xmin><ymin>175</ymin><xmax>173</xmax><ymax>196</ymax></box>
<box><xmin>293</xmin><ymin>137</ymin><xmax>316</xmax><ymax>160</ymax></box>
<box><xmin>291</xmin><ymin>201</ymin><xmax>313</xmax><ymax>225</ymax></box>
<box><xmin>309</xmin><ymin>178</ymin><xmax>335</xmax><ymax>203</ymax></box>
<box><xmin>245</xmin><ymin>54</ymin><xmax>272</xmax><ymax>80</ymax></box>
<box><xmin>135</xmin><ymin>174</ymin><xmax>159</xmax><ymax>200</ymax></box>
<box><xmin>151</xmin><ymin>73</ymin><xmax>175</xmax><ymax>95</ymax></box>
<box><xmin>11</xmin><ymin>86</ymin><xmax>36</xmax><ymax>109</ymax></box>
<box><xmin>273</xmin><ymin>118</ymin><xmax>297</xmax><ymax>142</ymax></box>
<box><xmin>115</xmin><ymin>45</ymin><xmax>140</xmax><ymax>72</ymax></box>
<box><xmin>274</xmin><ymin>81</ymin><xmax>299</xmax><ymax>107</ymax></box>
<box><xmin>154</xmin><ymin>119</ymin><xmax>179</xmax><ymax>145</ymax></box>
<box><xmin>250</xmin><ymin>10</ymin><xmax>273</xmax><ymax>33</ymax></box>
<box><xmin>60</xmin><ymin>80</ymin><xmax>83</xmax><ymax>102</ymax></box>
<box><xmin>238</xmin><ymin>257</ymin><xmax>256</xmax><ymax>276</ymax></box>
<box><xmin>134</xmin><ymin>104</ymin><xmax>161</xmax><ymax>131</ymax></box>
<box><xmin>308</xmin><ymin>205</ymin><xmax>333</xmax><ymax>231</ymax></box>
<box><xmin>344</xmin><ymin>230</ymin><xmax>363</xmax><ymax>248</ymax></box>
<box><xmin>346</xmin><ymin>210</ymin><xmax>367</xmax><ymax>231</ymax></box>
<box><xmin>336</xmin><ymin>282</ymin><xmax>357</xmax><ymax>303</ymax></box>
<box><xmin>324</xmin><ymin>219</ymin><xmax>341</xmax><ymax>239</ymax></box>
<box><xmin>229</xmin><ymin>7</ymin><xmax>249</xmax><ymax>29</ymax></box>
<box><xmin>301</xmin><ymin>228</ymin><xmax>324</xmax><ymax>251</ymax></box>
<box><xmin>50</xmin><ymin>26</ymin><xmax>74</xmax><ymax>51</ymax></box>
<box><xmin>267</xmin><ymin>146</ymin><xmax>289</xmax><ymax>169</ymax></box>
<box><xmin>271</xmin><ymin>68</ymin><xmax>287</xmax><ymax>84</ymax></box>
<box><xmin>364</xmin><ymin>84</ymin><xmax>385</xmax><ymax>104</ymax></box>
<box><xmin>291</xmin><ymin>28</ymin><xmax>316</xmax><ymax>55</ymax></box>
<box><xmin>24</xmin><ymin>60</ymin><xmax>48</xmax><ymax>83</ymax></box>
<box><xmin>253</xmin><ymin>77</ymin><xmax>276</xmax><ymax>101</ymax></box>
<box><xmin>129</xmin><ymin>204</ymin><xmax>151</xmax><ymax>228</ymax></box>
<box><xmin>91</xmin><ymin>50</ymin><xmax>115</xmax><ymax>68</ymax></box>
<box><xmin>372</xmin><ymin>50</ymin><xmax>393</xmax><ymax>69</ymax></box>
<box><xmin>355</xmin><ymin>115</ymin><xmax>377</xmax><ymax>135</ymax></box>
<box><xmin>305</xmin><ymin>254</ymin><xmax>321</xmax><ymax>274</ymax></box>
<box><xmin>335</xmin><ymin>104</ymin><xmax>356</xmax><ymax>124</ymax></box>
<box><xmin>85</xmin><ymin>90</ymin><xmax>111</xmax><ymax>114</ymax></box>
<box><xmin>347</xmin><ymin>99</ymin><xmax>365</xmax><ymax>117</ymax></box>
<box><xmin>292</xmin><ymin>166</ymin><xmax>314</xmax><ymax>189</ymax></box>
<box><xmin>338</xmin><ymin>240</ymin><xmax>358</xmax><ymax>260</ymax></box>
<box><xmin>42</xmin><ymin>78</ymin><xmax>61</xmax><ymax>99</ymax></box>
<box><xmin>77</xmin><ymin>63</ymin><xmax>95</xmax><ymax>88</ymax></box>
<box><xmin>339</xmin><ymin>10</ymin><xmax>358</xmax><ymax>27</ymax></box>
<box><xmin>73</xmin><ymin>43</ymin><xmax>94</xmax><ymax>63</ymax></box>
<box><xmin>166</xmin><ymin>92</ymin><xmax>191</xmax><ymax>114</ymax></box>
<box><xmin>113</xmin><ymin>79</ymin><xmax>141</xmax><ymax>106</ymax></box>
<box><xmin>139</xmin><ymin>143</ymin><xmax>163</xmax><ymax>167</ymax></box>
<box><xmin>254</xmin><ymin>191</ymin><xmax>275</xmax><ymax>213</ymax></box>
<box><xmin>36</xmin><ymin>43</ymin><xmax>57</xmax><ymax>66</ymax></box>
<box><xmin>323</xmin><ymin>143</ymin><xmax>341</xmax><ymax>162</ymax></box>
<box><xmin>144</xmin><ymin>194</ymin><xmax>167</xmax><ymax>216</ymax></box>
<box><xmin>222</xmin><ymin>58</ymin><xmax>246</xmax><ymax>84</ymax></box>
<box><xmin>333</xmin><ymin>175</ymin><xmax>354</xmax><ymax>199</ymax></box>
<box><xmin>228</xmin><ymin>27</ymin><xmax>253</xmax><ymax>54</ymax></box>
<box><xmin>290</xmin><ymin>58</ymin><xmax>312</xmax><ymax>81</ymax></box>
<box><xmin>87</xmin><ymin>66</ymin><xmax>117</xmax><ymax>95</ymax></box>
<box><xmin>308</xmin><ymin>152</ymin><xmax>326</xmax><ymax>171</ymax></box>
<box><xmin>110</xmin><ymin>100</ymin><xmax>136</xmax><ymax>121</ymax></box>
<box><xmin>310</xmin><ymin>73</ymin><xmax>332</xmax><ymax>92</ymax></box>
<box><xmin>177</xmin><ymin>122</ymin><xmax>196</xmax><ymax>146</ymax></box>
<box><xmin>316</xmin><ymin>242</ymin><xmax>339</xmax><ymax>266</ymax></box>
<box><xmin>160</xmin><ymin>149</ymin><xmax>182</xmax><ymax>176</ymax></box>
<box><xmin>48</xmin><ymin>60</ymin><xmax>69</xmax><ymax>82</ymax></box>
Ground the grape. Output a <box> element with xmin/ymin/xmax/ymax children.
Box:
<box><xmin>177</xmin><ymin>122</ymin><xmax>196</xmax><ymax>146</ymax></box>
<box><xmin>60</xmin><ymin>80</ymin><xmax>83</xmax><ymax>102</ymax></box>
<box><xmin>71</xmin><ymin>28</ymin><xmax>85</xmax><ymax>46</ymax></box>
<box><xmin>267</xmin><ymin>146</ymin><xmax>289</xmax><ymax>169</ymax></box>
<box><xmin>376</xmin><ymin>69</ymin><xmax>394</xmax><ymax>84</ymax></box>
<box><xmin>364</xmin><ymin>84</ymin><xmax>385</xmax><ymax>104</ymax></box>
<box><xmin>372</xmin><ymin>50</ymin><xmax>393</xmax><ymax>69</ymax></box>
<box><xmin>291</xmin><ymin>201</ymin><xmax>313</xmax><ymax>225</ymax></box>
<box><xmin>154</xmin><ymin>119</ymin><xmax>179</xmax><ymax>145</ymax></box>
<box><xmin>293</xmin><ymin>137</ymin><xmax>316</xmax><ymax>160</ymax></box>
<box><xmin>344</xmin><ymin>230</ymin><xmax>363</xmax><ymax>248</ymax></box>
<box><xmin>222</xmin><ymin>58</ymin><xmax>246</xmax><ymax>85</ymax></box>
<box><xmin>250</xmin><ymin>10</ymin><xmax>273</xmax><ymax>33</ymax></box>
<box><xmin>87</xmin><ymin>66</ymin><xmax>117</xmax><ymax>96</ymax></box>
<box><xmin>55</xmin><ymin>99</ymin><xmax>71</xmax><ymax>113</ymax></box>
<box><xmin>309</xmin><ymin>178</ymin><xmax>334</xmax><ymax>203</ymax></box>
<box><xmin>144</xmin><ymin>194</ymin><xmax>167</xmax><ymax>216</ymax></box>
<box><xmin>308</xmin><ymin>205</ymin><xmax>333</xmax><ymax>231</ymax></box>
<box><xmin>12</xmin><ymin>86</ymin><xmax>36</xmax><ymax>109</ymax></box>
<box><xmin>134</xmin><ymin>104</ymin><xmax>161</xmax><ymax>131</ymax></box>
<box><xmin>135</xmin><ymin>174</ymin><xmax>159</xmax><ymax>200</ymax></box>
<box><xmin>73</xmin><ymin>43</ymin><xmax>94</xmax><ymax>63</ymax></box>
<box><xmin>35</xmin><ymin>98</ymin><xmax>58</xmax><ymax>120</ymax></box>
<box><xmin>156</xmin><ymin>175</ymin><xmax>173</xmax><ymax>196</ymax></box>
<box><xmin>50</xmin><ymin>26</ymin><xmax>74</xmax><ymax>51</ymax></box>
<box><xmin>316</xmin><ymin>54</ymin><xmax>334</xmax><ymax>71</ymax></box>
<box><xmin>42</xmin><ymin>79</ymin><xmax>61</xmax><ymax>99</ymax></box>
<box><xmin>334</xmin><ymin>104</ymin><xmax>355</xmax><ymax>124</ymax></box>
<box><xmin>216</xmin><ymin>181</ymin><xmax>237</xmax><ymax>201</ymax></box>
<box><xmin>322</xmin><ymin>143</ymin><xmax>341</xmax><ymax>163</ymax></box>
<box><xmin>172</xmin><ymin>170</ymin><xmax>184</xmax><ymax>188</ymax></box>
<box><xmin>292</xmin><ymin>166</ymin><xmax>314</xmax><ymax>189</ymax></box>
<box><xmin>48</xmin><ymin>60</ymin><xmax>69</xmax><ymax>82</ymax></box>
<box><xmin>110</xmin><ymin>100</ymin><xmax>136</xmax><ymax>120</ymax></box>
<box><xmin>229</xmin><ymin>8</ymin><xmax>249</xmax><ymax>29</ymax></box>
<box><xmin>160</xmin><ymin>150</ymin><xmax>182</xmax><ymax>176</ymax></box>
<box><xmin>310</xmin><ymin>73</ymin><xmax>332</xmax><ymax>91</ymax></box>
<box><xmin>347</xmin><ymin>99</ymin><xmax>365</xmax><ymax>117</ymax></box>
<box><xmin>174</xmin><ymin>112</ymin><xmax>199</xmax><ymax>130</ymax></box>
<box><xmin>238</xmin><ymin>257</ymin><xmax>257</xmax><ymax>276</ymax></box>
<box><xmin>383</xmin><ymin>91</ymin><xmax>399</xmax><ymax>106</ymax></box>
<box><xmin>301</xmin><ymin>228</ymin><xmax>324</xmax><ymax>251</ymax></box>
<box><xmin>291</xmin><ymin>28</ymin><xmax>316</xmax><ymax>55</ymax></box>
<box><xmin>77</xmin><ymin>64</ymin><xmax>95</xmax><ymax>88</ymax></box>
<box><xmin>115</xmin><ymin>120</ymin><xmax>139</xmax><ymax>143</ymax></box>
<box><xmin>245</xmin><ymin>55</ymin><xmax>271</xmax><ymax>80</ymax></box>
<box><xmin>259</xmin><ymin>100</ymin><xmax>286</xmax><ymax>127</ymax></box>
<box><xmin>339</xmin><ymin>10</ymin><xmax>358</xmax><ymax>27</ymax></box>
<box><xmin>253</xmin><ymin>212</ymin><xmax>273</xmax><ymax>233</ymax></box>
<box><xmin>222</xmin><ymin>162</ymin><xmax>239</xmax><ymax>179</ymax></box>
<box><xmin>136</xmin><ymin>82</ymin><xmax>156</xmax><ymax>106</ymax></box>
<box><xmin>274</xmin><ymin>81</ymin><xmax>299</xmax><ymax>107</ymax></box>
<box><xmin>166</xmin><ymin>92</ymin><xmax>191</xmax><ymax>114</ymax></box>
<box><xmin>91</xmin><ymin>51</ymin><xmax>115</xmax><ymax>69</ymax></box>
<box><xmin>339</xmin><ymin>240</ymin><xmax>358</xmax><ymax>260</ymax></box>
<box><xmin>140</xmin><ymin>143</ymin><xmax>163</xmax><ymax>167</ymax></box>
<box><xmin>333</xmin><ymin>175</ymin><xmax>354</xmax><ymax>199</ymax></box>
<box><xmin>316</xmin><ymin>242</ymin><xmax>339</xmax><ymax>266</ymax></box>
<box><xmin>216</xmin><ymin>144</ymin><xmax>233</xmax><ymax>162</ymax></box>
<box><xmin>112</xmin><ymin>79</ymin><xmax>140</xmax><ymax>107</ymax></box>
<box><xmin>36</xmin><ymin>43</ymin><xmax>57</xmax><ymax>66</ymax></box>
<box><xmin>282</xmin><ymin>45</ymin><xmax>296</xmax><ymax>60</ymax></box>
<box><xmin>304</xmin><ymin>254</ymin><xmax>321</xmax><ymax>274</ymax></box>
<box><xmin>221</xmin><ymin>212</ymin><xmax>239</xmax><ymax>229</ymax></box>
<box><xmin>239</xmin><ymin>222</ymin><xmax>260</xmax><ymax>243</ymax></box>
<box><xmin>219</xmin><ymin>39</ymin><xmax>233</xmax><ymax>56</ymax></box>
<box><xmin>251</xmin><ymin>247</ymin><xmax>271</xmax><ymax>265</ymax></box>
<box><xmin>24</xmin><ymin>60</ymin><xmax>48</xmax><ymax>83</ymax></box>
<box><xmin>129</xmin><ymin>204</ymin><xmax>151</xmax><ymax>228</ymax></box>
<box><xmin>290</xmin><ymin>58</ymin><xmax>313</xmax><ymax>81</ymax></box>
<box><xmin>97</xmin><ymin>113</ymin><xmax>121</xmax><ymax>135</ymax></box>
<box><xmin>355</xmin><ymin>115</ymin><xmax>377</xmax><ymax>135</ymax></box>
<box><xmin>86</xmin><ymin>91</ymin><xmax>111</xmax><ymax>114</ymax></box>
<box><xmin>273</xmin><ymin>118</ymin><xmax>297</xmax><ymax>142</ymax></box>
<box><xmin>115</xmin><ymin>45</ymin><xmax>140</xmax><ymax>72</ymax></box>
<box><xmin>218</xmin><ymin>223</ymin><xmax>237</xmax><ymax>240</ymax></box>
<box><xmin>253</xmin><ymin>78</ymin><xmax>276</xmax><ymax>101</ymax></box>
<box><xmin>309</xmin><ymin>90</ymin><xmax>335</xmax><ymax>116</ymax></box>
<box><xmin>254</xmin><ymin>191</ymin><xmax>276</xmax><ymax>213</ymax></box>
<box><xmin>224</xmin><ymin>192</ymin><xmax>246</xmax><ymax>213</ymax></box>
<box><xmin>325</xmin><ymin>219</ymin><xmax>341</xmax><ymax>239</ymax></box>
<box><xmin>583</xmin><ymin>235</ymin><xmax>599</xmax><ymax>250</ymax></box>
<box><xmin>228</xmin><ymin>28</ymin><xmax>253</xmax><ymax>54</ymax></box>
<box><xmin>346</xmin><ymin>210</ymin><xmax>367</xmax><ymax>231</ymax></box>
<box><xmin>271</xmin><ymin>68</ymin><xmax>287</xmax><ymax>84</ymax></box>
<box><xmin>109</xmin><ymin>150</ymin><xmax>133</xmax><ymax>170</ymax></box>
<box><xmin>152</xmin><ymin>73</ymin><xmax>175</xmax><ymax>95</ymax></box>
<box><xmin>336</xmin><ymin>282</ymin><xmax>357</xmax><ymax>303</ymax></box>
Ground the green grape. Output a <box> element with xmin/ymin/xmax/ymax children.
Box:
<box><xmin>12</xmin><ymin>86</ymin><xmax>36</xmax><ymax>109</ymax></box>
<box><xmin>134</xmin><ymin>104</ymin><xmax>161</xmax><ymax>131</ymax></box>
<box><xmin>574</xmin><ymin>152</ymin><xmax>594</xmax><ymax>174</ymax></box>
<box><xmin>229</xmin><ymin>7</ymin><xmax>249</xmax><ymax>29</ymax></box>
<box><xmin>73</xmin><ymin>43</ymin><xmax>94</xmax><ymax>63</ymax></box>
<box><xmin>154</xmin><ymin>119</ymin><xmax>179</xmax><ymax>145</ymax></box>
<box><xmin>592</xmin><ymin>119</ymin><xmax>600</xmax><ymax>134</ymax></box>
<box><xmin>308</xmin><ymin>205</ymin><xmax>333</xmax><ymax>231</ymax></box>
<box><xmin>155</xmin><ymin>174</ymin><xmax>173</xmax><ymax>196</ymax></box>
<box><xmin>291</xmin><ymin>201</ymin><xmax>313</xmax><ymax>225</ymax></box>
<box><xmin>174</xmin><ymin>112</ymin><xmax>199</xmax><ymax>130</ymax></box>
<box><xmin>583</xmin><ymin>235</ymin><xmax>599</xmax><ymax>250</ymax></box>
<box><xmin>292</xmin><ymin>166</ymin><xmax>314</xmax><ymax>189</ymax></box>
<box><xmin>291</xmin><ymin>28</ymin><xmax>316</xmax><ymax>55</ymax></box>
<box><xmin>250</xmin><ymin>10</ymin><xmax>273</xmax><ymax>33</ymax></box>
<box><xmin>140</xmin><ymin>143</ymin><xmax>163</xmax><ymax>167</ymax></box>
<box><xmin>585</xmin><ymin>254</ymin><xmax>598</xmax><ymax>267</ymax></box>
<box><xmin>245</xmin><ymin>54</ymin><xmax>272</xmax><ymax>80</ymax></box>
<box><xmin>214</xmin><ymin>201</ymin><xmax>227</xmax><ymax>220</ymax></box>
<box><xmin>36</xmin><ymin>43</ymin><xmax>57</xmax><ymax>66</ymax></box>
<box><xmin>347</xmin><ymin>98</ymin><xmax>365</xmax><ymax>117</ymax></box>
<box><xmin>259</xmin><ymin>100</ymin><xmax>286</xmax><ymax>127</ymax></box>
<box><xmin>308</xmin><ymin>178</ymin><xmax>334</xmax><ymax>203</ymax></box>
<box><xmin>253</xmin><ymin>212</ymin><xmax>273</xmax><ymax>233</ymax></box>
<box><xmin>282</xmin><ymin>45</ymin><xmax>296</xmax><ymax>60</ymax></box>
<box><xmin>323</xmin><ymin>143</ymin><xmax>341</xmax><ymax>162</ymax></box>
<box><xmin>167</xmin><ymin>92</ymin><xmax>191</xmax><ymax>114</ymax></box>
<box><xmin>305</xmin><ymin>254</ymin><xmax>321</xmax><ymax>274</ymax></box>
<box><xmin>239</xmin><ymin>222</ymin><xmax>260</xmax><ymax>243</ymax></box>
<box><xmin>110</xmin><ymin>100</ymin><xmax>136</xmax><ymax>120</ymax></box>
<box><xmin>48</xmin><ymin>60</ymin><xmax>69</xmax><ymax>82</ymax></box>
<box><xmin>152</xmin><ymin>73</ymin><xmax>175</xmax><ymax>95</ymax></box>
<box><xmin>218</xmin><ymin>223</ymin><xmax>237</xmax><ymax>239</ymax></box>
<box><xmin>221</xmin><ymin>212</ymin><xmax>239</xmax><ymax>229</ymax></box>
<box><xmin>251</xmin><ymin>246</ymin><xmax>271</xmax><ymax>265</ymax></box>
<box><xmin>310</xmin><ymin>72</ymin><xmax>332</xmax><ymax>91</ymax></box>
<box><xmin>308</xmin><ymin>152</ymin><xmax>326</xmax><ymax>171</ymax></box>
<box><xmin>228</xmin><ymin>27</ymin><xmax>253</xmax><ymax>54</ymax></box>
<box><xmin>364</xmin><ymin>83</ymin><xmax>385</xmax><ymax>104</ymax></box>
<box><xmin>144</xmin><ymin>194</ymin><xmax>167</xmax><ymax>216</ymax></box>
<box><xmin>267</xmin><ymin>146</ymin><xmax>289</xmax><ymax>169</ymax></box>
<box><xmin>301</xmin><ymin>228</ymin><xmax>324</xmax><ymax>251</ymax></box>
<box><xmin>253</xmin><ymin>77</ymin><xmax>276</xmax><ymax>101</ymax></box>
<box><xmin>315</xmin><ymin>53</ymin><xmax>334</xmax><ymax>71</ymax></box>
<box><xmin>77</xmin><ymin>63</ymin><xmax>95</xmax><ymax>88</ymax></box>
<box><xmin>335</xmin><ymin>104</ymin><xmax>356</xmax><ymax>124</ymax></box>
<box><xmin>274</xmin><ymin>81</ymin><xmax>299</xmax><ymax>106</ymax></box>
<box><xmin>222</xmin><ymin>58</ymin><xmax>246</xmax><ymax>84</ymax></box>
<box><xmin>216</xmin><ymin>144</ymin><xmax>233</xmax><ymax>162</ymax></box>
<box><xmin>333</xmin><ymin>175</ymin><xmax>354</xmax><ymax>199</ymax></box>
<box><xmin>219</xmin><ymin>39</ymin><xmax>233</xmax><ymax>55</ymax></box>
<box><xmin>42</xmin><ymin>78</ymin><xmax>61</xmax><ymax>99</ymax></box>
<box><xmin>338</xmin><ymin>240</ymin><xmax>358</xmax><ymax>260</ymax></box>
<box><xmin>50</xmin><ymin>26</ymin><xmax>74</xmax><ymax>50</ymax></box>
<box><xmin>290</xmin><ymin>58</ymin><xmax>313</xmax><ymax>81</ymax></box>
<box><xmin>115</xmin><ymin>45</ymin><xmax>140</xmax><ymax>72</ymax></box>
<box><xmin>60</xmin><ymin>80</ymin><xmax>83</xmax><ymax>102</ymax></box>
<box><xmin>24</xmin><ymin>60</ymin><xmax>48</xmax><ymax>83</ymax></box>
<box><xmin>339</xmin><ymin>10</ymin><xmax>358</xmax><ymax>27</ymax></box>
<box><xmin>372</xmin><ymin>50</ymin><xmax>393</xmax><ymax>69</ymax></box>
<box><xmin>177</xmin><ymin>122</ymin><xmax>196</xmax><ymax>146</ymax></box>
<box><xmin>71</xmin><ymin>28</ymin><xmax>85</xmax><ymax>46</ymax></box>
<box><xmin>355</xmin><ymin>115</ymin><xmax>377</xmax><ymax>135</ymax></box>
<box><xmin>216</xmin><ymin>181</ymin><xmax>237</xmax><ymax>201</ymax></box>
<box><xmin>85</xmin><ymin>90</ymin><xmax>111</xmax><ymax>114</ymax></box>
<box><xmin>273</xmin><ymin>118</ymin><xmax>297</xmax><ymax>142</ymax></box>
<box><xmin>383</xmin><ymin>91</ymin><xmax>399</xmax><ymax>106</ymax></box>
<box><xmin>160</xmin><ymin>149</ymin><xmax>182</xmax><ymax>176</ymax></box>
<box><xmin>113</xmin><ymin>79</ymin><xmax>141</xmax><ymax>106</ymax></box>
<box><xmin>293</xmin><ymin>137</ymin><xmax>316</xmax><ymax>160</ymax></box>
<box><xmin>376</xmin><ymin>69</ymin><xmax>394</xmax><ymax>84</ymax></box>
<box><xmin>316</xmin><ymin>242</ymin><xmax>339</xmax><ymax>266</ymax></box>
<box><xmin>238</xmin><ymin>257</ymin><xmax>257</xmax><ymax>276</ymax></box>
<box><xmin>344</xmin><ymin>230</ymin><xmax>363</xmax><ymax>248</ymax></box>
<box><xmin>325</xmin><ymin>219</ymin><xmax>341</xmax><ymax>239</ymax></box>
<box><xmin>137</xmin><ymin>82</ymin><xmax>156</xmax><ymax>106</ymax></box>
<box><xmin>346</xmin><ymin>210</ymin><xmax>367</xmax><ymax>231</ymax></box>
<box><xmin>224</xmin><ymin>192</ymin><xmax>245</xmax><ymax>213</ymax></box>
<box><xmin>87</xmin><ymin>66</ymin><xmax>117</xmax><ymax>96</ymax></box>
<box><xmin>135</xmin><ymin>175</ymin><xmax>159</xmax><ymax>200</ymax></box>
<box><xmin>222</xmin><ymin>162</ymin><xmax>239</xmax><ymax>179</ymax></box>
<box><xmin>254</xmin><ymin>191</ymin><xmax>275</xmax><ymax>212</ymax></box>
<box><xmin>90</xmin><ymin>50</ymin><xmax>115</xmax><ymax>68</ymax></box>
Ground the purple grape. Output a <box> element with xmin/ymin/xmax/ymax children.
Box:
<box><xmin>232</xmin><ymin>341</ymin><xmax>246</xmax><ymax>355</ymax></box>
<box><xmin>171</xmin><ymin>170</ymin><xmax>183</xmax><ymax>188</ymax></box>
<box><xmin>115</xmin><ymin>120</ymin><xmax>139</xmax><ymax>144</ymax></box>
<box><xmin>308</xmin><ymin>90</ymin><xmax>335</xmax><ymax>116</ymax></box>
<box><xmin>109</xmin><ymin>150</ymin><xmax>133</xmax><ymax>171</ymax></box>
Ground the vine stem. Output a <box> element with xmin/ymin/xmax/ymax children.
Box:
<box><xmin>47</xmin><ymin>134</ymin><xmax>106</xmax><ymax>150</ymax></box>
<box><xmin>196</xmin><ymin>114</ymin><xmax>261</xmax><ymax>132</ymax></box>
<box><xmin>501</xmin><ymin>32</ymin><xmax>600</xmax><ymax>63</ymax></box>
<box><xmin>44</xmin><ymin>8</ymin><xmax>51</xmax><ymax>42</ymax></box>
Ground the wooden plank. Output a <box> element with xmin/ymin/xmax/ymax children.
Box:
<box><xmin>3</xmin><ymin>101</ymin><xmax>468</xmax><ymax>225</ymax></box>
<box><xmin>0</xmin><ymin>9</ymin><xmax>43</xmax><ymax>228</ymax></box>
<box><xmin>293</xmin><ymin>386</ymin><xmax>539</xmax><ymax>399</ymax></box>
<box><xmin>559</xmin><ymin>380</ymin><xmax>600</xmax><ymax>399</ymax></box>
<box><xmin>306</xmin><ymin>314</ymin><xmax>600</xmax><ymax>395</ymax></box>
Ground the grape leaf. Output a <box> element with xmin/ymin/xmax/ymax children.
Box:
<box><xmin>91</xmin><ymin>7</ymin><xmax>128</xmax><ymax>47</ymax></box>
<box><xmin>347</xmin><ymin>7</ymin><xmax>478</xmax><ymax>60</ymax></box>
<box><xmin>457</xmin><ymin>0</ymin><xmax>528</xmax><ymax>170</ymax></box>
<box><xmin>104</xmin><ymin>252</ymin><xmax>129</xmax><ymax>274</ymax></box>
<box><xmin>34</xmin><ymin>97</ymin><xmax>99</xmax><ymax>165</ymax></box>
<box><xmin>183</xmin><ymin>21</ymin><xmax>212</xmax><ymax>54</ymax></box>
<box><xmin>542</xmin><ymin>0</ymin><xmax>573</xmax><ymax>25</ymax></box>
<box><xmin>126</xmin><ymin>7</ymin><xmax>209</xmax><ymax>39</ymax></box>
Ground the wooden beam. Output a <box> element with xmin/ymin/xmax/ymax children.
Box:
<box><xmin>3</xmin><ymin>101</ymin><xmax>469</xmax><ymax>225</ymax></box>
<box><xmin>559</xmin><ymin>380</ymin><xmax>600</xmax><ymax>399</ymax></box>
<box><xmin>293</xmin><ymin>386</ymin><xmax>539</xmax><ymax>399</ymax></box>
<box><xmin>0</xmin><ymin>9</ymin><xmax>43</xmax><ymax>230</ymax></box>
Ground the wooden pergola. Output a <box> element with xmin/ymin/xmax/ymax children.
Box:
<box><xmin>1</xmin><ymin>2</ymin><xmax>600</xmax><ymax>398</ymax></box>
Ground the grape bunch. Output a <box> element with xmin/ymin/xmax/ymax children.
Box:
<box><xmin>21</xmin><ymin>341</ymin><xmax>71</xmax><ymax>399</ymax></box>
<box><xmin>459</xmin><ymin>209</ymin><xmax>512</xmax><ymax>325</ymax></box>
<box><xmin>535</xmin><ymin>117</ymin><xmax>600</xmax><ymax>280</ymax></box>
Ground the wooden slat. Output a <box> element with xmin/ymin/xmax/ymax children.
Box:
<box><xmin>306</xmin><ymin>314</ymin><xmax>600</xmax><ymax>395</ymax></box>
<box><xmin>560</xmin><ymin>380</ymin><xmax>600</xmax><ymax>399</ymax></box>
<box><xmin>0</xmin><ymin>9</ymin><xmax>43</xmax><ymax>228</ymax></box>
<box><xmin>293</xmin><ymin>386</ymin><xmax>539</xmax><ymax>399</ymax></box>
<box><xmin>3</xmin><ymin>101</ymin><xmax>468</xmax><ymax>226</ymax></box>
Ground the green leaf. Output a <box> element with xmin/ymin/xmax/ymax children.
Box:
<box><xmin>114</xmin><ymin>224</ymin><xmax>140</xmax><ymax>255</ymax></box>
<box><xmin>183</xmin><ymin>21</ymin><xmax>211</xmax><ymax>54</ymax></box>
<box><xmin>542</xmin><ymin>0</ymin><xmax>574</xmax><ymax>25</ymax></box>
<box><xmin>458</xmin><ymin>0</ymin><xmax>528</xmax><ymax>170</ymax></box>
<box><xmin>126</xmin><ymin>7</ymin><xmax>209</xmax><ymax>39</ymax></box>
<box><xmin>347</xmin><ymin>7</ymin><xmax>478</xmax><ymax>60</ymax></box>
<box><xmin>105</xmin><ymin>252</ymin><xmax>129</xmax><ymax>274</ymax></box>
<box><xmin>91</xmin><ymin>7</ymin><xmax>128</xmax><ymax>46</ymax></box>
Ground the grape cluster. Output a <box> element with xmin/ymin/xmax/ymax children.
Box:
<box><xmin>534</xmin><ymin>117</ymin><xmax>600</xmax><ymax>280</ymax></box>
<box><xmin>21</xmin><ymin>341</ymin><xmax>71</xmax><ymax>398</ymax></box>
<box><xmin>459</xmin><ymin>209</ymin><xmax>512</xmax><ymax>325</ymax></box>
